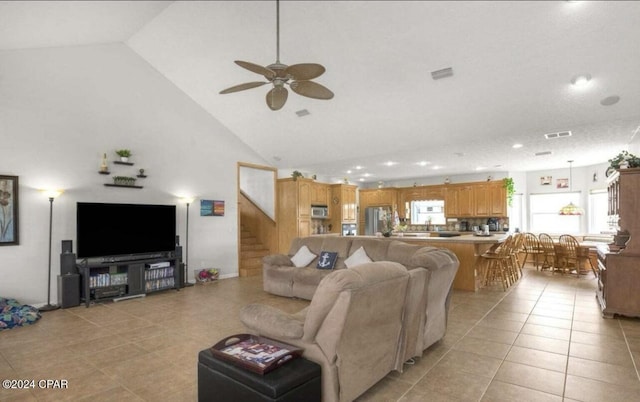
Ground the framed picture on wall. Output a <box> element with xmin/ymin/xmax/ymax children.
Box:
<box><xmin>0</xmin><ymin>175</ymin><xmax>19</xmax><ymax>246</ymax></box>
<box><xmin>201</xmin><ymin>200</ymin><xmax>225</xmax><ymax>216</ymax></box>
<box><xmin>556</xmin><ymin>178</ymin><xmax>569</xmax><ymax>189</ymax></box>
<box><xmin>540</xmin><ymin>176</ymin><xmax>552</xmax><ymax>185</ymax></box>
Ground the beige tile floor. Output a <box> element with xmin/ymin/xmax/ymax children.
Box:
<box><xmin>1</xmin><ymin>263</ymin><xmax>639</xmax><ymax>401</ymax></box>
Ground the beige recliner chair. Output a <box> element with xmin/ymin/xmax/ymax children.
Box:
<box><xmin>240</xmin><ymin>261</ymin><xmax>411</xmax><ymax>402</ymax></box>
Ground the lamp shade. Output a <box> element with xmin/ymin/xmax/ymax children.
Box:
<box><xmin>559</xmin><ymin>202</ymin><xmax>584</xmax><ymax>216</ymax></box>
<box><xmin>42</xmin><ymin>189</ymin><xmax>63</xmax><ymax>199</ymax></box>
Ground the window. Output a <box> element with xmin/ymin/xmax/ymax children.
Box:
<box><xmin>589</xmin><ymin>190</ymin><xmax>610</xmax><ymax>233</ymax></box>
<box><xmin>410</xmin><ymin>200</ymin><xmax>446</xmax><ymax>225</ymax></box>
<box><xmin>530</xmin><ymin>192</ymin><xmax>581</xmax><ymax>233</ymax></box>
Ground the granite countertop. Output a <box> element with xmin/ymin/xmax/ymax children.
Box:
<box><xmin>354</xmin><ymin>234</ymin><xmax>508</xmax><ymax>244</ymax></box>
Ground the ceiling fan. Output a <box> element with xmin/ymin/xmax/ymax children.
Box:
<box><xmin>219</xmin><ymin>0</ymin><xmax>334</xmax><ymax>111</ymax></box>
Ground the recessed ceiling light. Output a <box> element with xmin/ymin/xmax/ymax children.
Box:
<box><xmin>363</xmin><ymin>173</ymin><xmax>371</xmax><ymax>177</ymax></box>
<box><xmin>355</xmin><ymin>166</ymin><xmax>363</xmax><ymax>170</ymax></box>
<box><xmin>432</xmin><ymin>165</ymin><xmax>442</xmax><ymax>170</ymax></box>
<box><xmin>571</xmin><ymin>73</ymin><xmax>591</xmax><ymax>87</ymax></box>
<box><xmin>600</xmin><ymin>95</ymin><xmax>620</xmax><ymax>106</ymax></box>
<box><xmin>475</xmin><ymin>167</ymin><xmax>486</xmax><ymax>171</ymax></box>
<box><xmin>384</xmin><ymin>161</ymin><xmax>397</xmax><ymax>167</ymax></box>
<box><xmin>417</xmin><ymin>161</ymin><xmax>431</xmax><ymax>166</ymax></box>
<box><xmin>359</xmin><ymin>178</ymin><xmax>365</xmax><ymax>182</ymax></box>
<box><xmin>346</xmin><ymin>170</ymin><xmax>352</xmax><ymax>174</ymax></box>
<box><xmin>512</xmin><ymin>143</ymin><xmax>523</xmax><ymax>149</ymax></box>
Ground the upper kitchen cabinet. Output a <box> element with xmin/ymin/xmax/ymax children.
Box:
<box><xmin>445</xmin><ymin>185</ymin><xmax>474</xmax><ymax>217</ymax></box>
<box><xmin>310</xmin><ymin>182</ymin><xmax>330</xmax><ymax>207</ymax></box>
<box><xmin>359</xmin><ymin>188</ymin><xmax>397</xmax><ymax>209</ymax></box>
<box><xmin>444</xmin><ymin>181</ymin><xmax>506</xmax><ymax>218</ymax></box>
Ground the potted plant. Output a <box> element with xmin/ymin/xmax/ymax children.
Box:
<box><xmin>502</xmin><ymin>177</ymin><xmax>515</xmax><ymax>207</ymax></box>
<box><xmin>115</xmin><ymin>149</ymin><xmax>132</xmax><ymax>162</ymax></box>
<box><xmin>608</xmin><ymin>150</ymin><xmax>640</xmax><ymax>169</ymax></box>
<box><xmin>291</xmin><ymin>170</ymin><xmax>303</xmax><ymax>181</ymax></box>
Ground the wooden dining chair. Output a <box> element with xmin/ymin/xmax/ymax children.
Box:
<box><xmin>538</xmin><ymin>233</ymin><xmax>557</xmax><ymax>272</ymax></box>
<box><xmin>509</xmin><ymin>232</ymin><xmax>525</xmax><ymax>279</ymax></box>
<box><xmin>557</xmin><ymin>234</ymin><xmax>580</xmax><ymax>276</ymax></box>
<box><xmin>522</xmin><ymin>232</ymin><xmax>545</xmax><ymax>270</ymax></box>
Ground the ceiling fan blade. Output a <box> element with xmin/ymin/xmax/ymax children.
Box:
<box><xmin>235</xmin><ymin>60</ymin><xmax>276</xmax><ymax>80</ymax></box>
<box><xmin>219</xmin><ymin>81</ymin><xmax>268</xmax><ymax>94</ymax></box>
<box><xmin>283</xmin><ymin>63</ymin><xmax>326</xmax><ymax>80</ymax></box>
<box><xmin>290</xmin><ymin>80</ymin><xmax>334</xmax><ymax>100</ymax></box>
<box><xmin>266</xmin><ymin>86</ymin><xmax>288</xmax><ymax>111</ymax></box>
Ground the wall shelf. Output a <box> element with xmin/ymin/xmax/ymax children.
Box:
<box><xmin>114</xmin><ymin>161</ymin><xmax>134</xmax><ymax>166</ymax></box>
<box><xmin>98</xmin><ymin>171</ymin><xmax>110</xmax><ymax>175</ymax></box>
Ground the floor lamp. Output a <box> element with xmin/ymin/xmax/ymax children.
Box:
<box><xmin>40</xmin><ymin>189</ymin><xmax>63</xmax><ymax>312</ymax></box>
<box><xmin>181</xmin><ymin>197</ymin><xmax>195</xmax><ymax>287</ymax></box>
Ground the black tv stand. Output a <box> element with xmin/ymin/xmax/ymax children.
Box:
<box><xmin>78</xmin><ymin>254</ymin><xmax>178</xmax><ymax>307</ymax></box>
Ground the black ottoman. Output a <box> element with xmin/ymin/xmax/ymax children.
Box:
<box><xmin>198</xmin><ymin>348</ymin><xmax>321</xmax><ymax>402</ymax></box>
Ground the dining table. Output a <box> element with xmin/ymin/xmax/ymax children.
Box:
<box><xmin>553</xmin><ymin>240</ymin><xmax>599</xmax><ymax>275</ymax></box>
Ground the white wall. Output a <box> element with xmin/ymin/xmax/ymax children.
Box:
<box><xmin>0</xmin><ymin>43</ymin><xmax>268</xmax><ymax>305</ymax></box>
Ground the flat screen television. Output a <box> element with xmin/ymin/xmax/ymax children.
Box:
<box><xmin>76</xmin><ymin>202</ymin><xmax>176</xmax><ymax>260</ymax></box>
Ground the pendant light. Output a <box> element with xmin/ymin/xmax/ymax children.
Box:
<box><xmin>559</xmin><ymin>160</ymin><xmax>584</xmax><ymax>215</ymax></box>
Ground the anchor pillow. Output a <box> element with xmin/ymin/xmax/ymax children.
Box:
<box><xmin>316</xmin><ymin>251</ymin><xmax>338</xmax><ymax>270</ymax></box>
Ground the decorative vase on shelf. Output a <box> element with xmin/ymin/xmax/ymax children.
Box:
<box><xmin>382</xmin><ymin>231</ymin><xmax>392</xmax><ymax>238</ymax></box>
<box><xmin>99</xmin><ymin>153</ymin><xmax>109</xmax><ymax>173</ymax></box>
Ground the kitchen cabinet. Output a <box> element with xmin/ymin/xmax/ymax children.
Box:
<box><xmin>328</xmin><ymin>184</ymin><xmax>358</xmax><ymax>233</ymax></box>
<box><xmin>398</xmin><ymin>186</ymin><xmax>445</xmax><ymax>219</ymax></box>
<box><xmin>445</xmin><ymin>181</ymin><xmax>506</xmax><ymax>218</ymax></box>
<box><xmin>359</xmin><ymin>188</ymin><xmax>397</xmax><ymax>208</ymax></box>
<box><xmin>277</xmin><ymin>178</ymin><xmax>313</xmax><ymax>253</ymax></box>
<box><xmin>445</xmin><ymin>185</ymin><xmax>474</xmax><ymax>217</ymax></box>
<box><xmin>310</xmin><ymin>182</ymin><xmax>330</xmax><ymax>207</ymax></box>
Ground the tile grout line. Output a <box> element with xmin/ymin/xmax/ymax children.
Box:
<box><xmin>396</xmin><ymin>265</ymin><xmax>521</xmax><ymax>401</ymax></box>
<box><xmin>619</xmin><ymin>319</ymin><xmax>640</xmax><ymax>382</ymax></box>
<box><xmin>476</xmin><ymin>265</ymin><xmax>552</xmax><ymax>401</ymax></box>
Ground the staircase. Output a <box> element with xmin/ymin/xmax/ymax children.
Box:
<box><xmin>239</xmin><ymin>225</ymin><xmax>270</xmax><ymax>277</ymax></box>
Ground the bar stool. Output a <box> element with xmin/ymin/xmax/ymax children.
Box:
<box><xmin>480</xmin><ymin>235</ymin><xmax>513</xmax><ymax>291</ymax></box>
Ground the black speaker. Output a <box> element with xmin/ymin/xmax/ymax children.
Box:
<box><xmin>57</xmin><ymin>274</ymin><xmax>80</xmax><ymax>308</ymax></box>
<box><xmin>61</xmin><ymin>239</ymin><xmax>73</xmax><ymax>254</ymax></box>
<box><xmin>175</xmin><ymin>245</ymin><xmax>183</xmax><ymax>262</ymax></box>
<box><xmin>176</xmin><ymin>235</ymin><xmax>180</xmax><ymax>245</ymax></box>
<box><xmin>60</xmin><ymin>253</ymin><xmax>77</xmax><ymax>275</ymax></box>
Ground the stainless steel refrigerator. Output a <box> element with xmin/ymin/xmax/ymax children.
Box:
<box><xmin>364</xmin><ymin>206</ymin><xmax>391</xmax><ymax>236</ymax></box>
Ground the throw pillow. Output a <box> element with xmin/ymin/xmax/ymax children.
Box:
<box><xmin>316</xmin><ymin>251</ymin><xmax>338</xmax><ymax>270</ymax></box>
<box><xmin>344</xmin><ymin>246</ymin><xmax>373</xmax><ymax>268</ymax></box>
<box><xmin>291</xmin><ymin>245</ymin><xmax>317</xmax><ymax>268</ymax></box>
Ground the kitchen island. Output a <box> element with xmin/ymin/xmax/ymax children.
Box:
<box><xmin>351</xmin><ymin>233</ymin><xmax>508</xmax><ymax>291</ymax></box>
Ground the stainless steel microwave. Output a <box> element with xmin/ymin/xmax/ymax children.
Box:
<box><xmin>311</xmin><ymin>206</ymin><xmax>328</xmax><ymax>219</ymax></box>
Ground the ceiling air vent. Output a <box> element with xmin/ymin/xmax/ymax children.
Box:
<box><xmin>535</xmin><ymin>151</ymin><xmax>553</xmax><ymax>156</ymax></box>
<box><xmin>544</xmin><ymin>131</ymin><xmax>572</xmax><ymax>139</ymax></box>
<box><xmin>295</xmin><ymin>109</ymin><xmax>310</xmax><ymax>117</ymax></box>
<box><xmin>431</xmin><ymin>67</ymin><xmax>454</xmax><ymax>80</ymax></box>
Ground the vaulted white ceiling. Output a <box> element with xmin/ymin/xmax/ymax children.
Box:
<box><xmin>3</xmin><ymin>1</ymin><xmax>639</xmax><ymax>184</ymax></box>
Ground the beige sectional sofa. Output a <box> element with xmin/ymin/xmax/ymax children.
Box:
<box><xmin>261</xmin><ymin>236</ymin><xmax>459</xmax><ymax>360</ymax></box>
<box><xmin>246</xmin><ymin>236</ymin><xmax>459</xmax><ymax>401</ymax></box>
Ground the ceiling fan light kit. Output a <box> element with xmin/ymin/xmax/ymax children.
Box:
<box><xmin>219</xmin><ymin>0</ymin><xmax>334</xmax><ymax>111</ymax></box>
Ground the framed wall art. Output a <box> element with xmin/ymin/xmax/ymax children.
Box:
<box><xmin>556</xmin><ymin>178</ymin><xmax>569</xmax><ymax>189</ymax></box>
<box><xmin>540</xmin><ymin>176</ymin><xmax>552</xmax><ymax>185</ymax></box>
<box><xmin>0</xmin><ymin>175</ymin><xmax>19</xmax><ymax>245</ymax></box>
<box><xmin>201</xmin><ymin>200</ymin><xmax>225</xmax><ymax>216</ymax></box>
